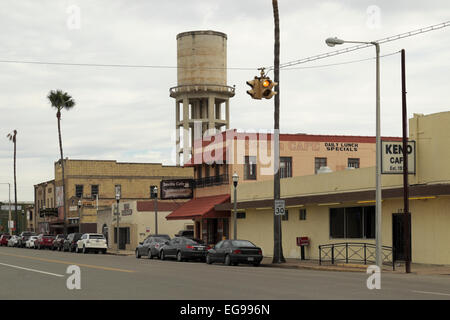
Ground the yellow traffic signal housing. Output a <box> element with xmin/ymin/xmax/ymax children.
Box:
<box><xmin>246</xmin><ymin>77</ymin><xmax>263</xmax><ymax>99</ymax></box>
<box><xmin>261</xmin><ymin>78</ymin><xmax>278</xmax><ymax>99</ymax></box>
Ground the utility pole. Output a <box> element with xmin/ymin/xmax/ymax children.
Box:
<box><xmin>154</xmin><ymin>186</ymin><xmax>158</xmax><ymax>235</ymax></box>
<box><xmin>401</xmin><ymin>49</ymin><xmax>412</xmax><ymax>273</ymax></box>
<box><xmin>272</xmin><ymin>0</ymin><xmax>285</xmax><ymax>263</ymax></box>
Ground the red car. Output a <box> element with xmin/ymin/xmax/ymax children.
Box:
<box><xmin>0</xmin><ymin>234</ymin><xmax>11</xmax><ymax>246</ymax></box>
<box><xmin>35</xmin><ymin>235</ymin><xmax>56</xmax><ymax>250</ymax></box>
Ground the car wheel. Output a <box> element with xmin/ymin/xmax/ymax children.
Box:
<box><xmin>160</xmin><ymin>250</ymin><xmax>165</xmax><ymax>260</ymax></box>
<box><xmin>136</xmin><ymin>250</ymin><xmax>141</xmax><ymax>259</ymax></box>
<box><xmin>224</xmin><ymin>254</ymin><xmax>231</xmax><ymax>266</ymax></box>
<box><xmin>206</xmin><ymin>254</ymin><xmax>212</xmax><ymax>265</ymax></box>
<box><xmin>176</xmin><ymin>251</ymin><xmax>183</xmax><ymax>262</ymax></box>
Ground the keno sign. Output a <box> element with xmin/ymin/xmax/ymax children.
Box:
<box><xmin>381</xmin><ymin>140</ymin><xmax>416</xmax><ymax>174</ymax></box>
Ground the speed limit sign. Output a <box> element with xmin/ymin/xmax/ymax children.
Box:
<box><xmin>274</xmin><ymin>200</ymin><xmax>285</xmax><ymax>216</ymax></box>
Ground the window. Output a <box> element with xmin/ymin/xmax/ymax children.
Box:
<box><xmin>75</xmin><ymin>185</ymin><xmax>83</xmax><ymax>198</ymax></box>
<box><xmin>244</xmin><ymin>156</ymin><xmax>257</xmax><ymax>180</ymax></box>
<box><xmin>299</xmin><ymin>209</ymin><xmax>306</xmax><ymax>220</ymax></box>
<box><xmin>330</xmin><ymin>206</ymin><xmax>375</xmax><ymax>239</ymax></box>
<box><xmin>215</xmin><ymin>241</ymin><xmax>224</xmax><ymax>249</ymax></box>
<box><xmin>237</xmin><ymin>211</ymin><xmax>246</xmax><ymax>219</ymax></box>
<box><xmin>91</xmin><ymin>185</ymin><xmax>99</xmax><ymax>197</ymax></box>
<box><xmin>280</xmin><ymin>157</ymin><xmax>292</xmax><ymax>178</ymax></box>
<box><xmin>281</xmin><ymin>209</ymin><xmax>289</xmax><ymax>221</ymax></box>
<box><xmin>315</xmin><ymin>157</ymin><xmax>327</xmax><ymax>174</ymax></box>
<box><xmin>348</xmin><ymin>158</ymin><xmax>360</xmax><ymax>168</ymax></box>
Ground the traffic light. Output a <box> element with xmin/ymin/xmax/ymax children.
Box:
<box><xmin>261</xmin><ymin>78</ymin><xmax>278</xmax><ymax>99</ymax></box>
<box><xmin>246</xmin><ymin>77</ymin><xmax>262</xmax><ymax>99</ymax></box>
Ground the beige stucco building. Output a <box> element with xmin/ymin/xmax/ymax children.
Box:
<box><xmin>97</xmin><ymin>200</ymin><xmax>192</xmax><ymax>251</ymax></box>
<box><xmin>215</xmin><ymin>112</ymin><xmax>450</xmax><ymax>265</ymax></box>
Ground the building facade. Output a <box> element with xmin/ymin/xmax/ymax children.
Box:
<box><xmin>215</xmin><ymin>112</ymin><xmax>450</xmax><ymax>265</ymax></box>
<box><xmin>34</xmin><ymin>159</ymin><xmax>193</xmax><ymax>234</ymax></box>
<box><xmin>167</xmin><ymin>130</ymin><xmax>401</xmax><ymax>245</ymax></box>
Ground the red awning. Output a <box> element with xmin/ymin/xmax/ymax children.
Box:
<box><xmin>166</xmin><ymin>194</ymin><xmax>230</xmax><ymax>220</ymax></box>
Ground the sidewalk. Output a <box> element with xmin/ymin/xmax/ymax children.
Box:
<box><xmin>107</xmin><ymin>250</ymin><xmax>450</xmax><ymax>276</ymax></box>
<box><xmin>261</xmin><ymin>257</ymin><xmax>450</xmax><ymax>275</ymax></box>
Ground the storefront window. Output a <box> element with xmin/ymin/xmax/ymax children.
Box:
<box><xmin>330</xmin><ymin>206</ymin><xmax>375</xmax><ymax>239</ymax></box>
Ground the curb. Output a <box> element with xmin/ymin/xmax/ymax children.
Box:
<box><xmin>261</xmin><ymin>263</ymin><xmax>366</xmax><ymax>273</ymax></box>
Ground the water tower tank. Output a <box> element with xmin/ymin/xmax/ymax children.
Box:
<box><xmin>170</xmin><ymin>30</ymin><xmax>235</xmax><ymax>165</ymax></box>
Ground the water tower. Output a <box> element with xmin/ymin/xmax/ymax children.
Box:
<box><xmin>170</xmin><ymin>30</ymin><xmax>235</xmax><ymax>165</ymax></box>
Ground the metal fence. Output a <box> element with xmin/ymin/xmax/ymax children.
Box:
<box><xmin>319</xmin><ymin>242</ymin><xmax>394</xmax><ymax>270</ymax></box>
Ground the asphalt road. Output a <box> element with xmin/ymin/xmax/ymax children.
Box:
<box><xmin>0</xmin><ymin>246</ymin><xmax>449</xmax><ymax>300</ymax></box>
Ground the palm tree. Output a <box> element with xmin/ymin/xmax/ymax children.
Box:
<box><xmin>6</xmin><ymin>130</ymin><xmax>18</xmax><ymax>234</ymax></box>
<box><xmin>272</xmin><ymin>0</ymin><xmax>285</xmax><ymax>263</ymax></box>
<box><xmin>47</xmin><ymin>90</ymin><xmax>75</xmax><ymax>236</ymax></box>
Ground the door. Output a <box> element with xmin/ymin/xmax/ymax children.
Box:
<box><xmin>119</xmin><ymin>228</ymin><xmax>127</xmax><ymax>250</ymax></box>
<box><xmin>392</xmin><ymin>213</ymin><xmax>411</xmax><ymax>262</ymax></box>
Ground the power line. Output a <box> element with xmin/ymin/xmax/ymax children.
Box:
<box><xmin>268</xmin><ymin>20</ymin><xmax>450</xmax><ymax>71</ymax></box>
<box><xmin>0</xmin><ymin>59</ymin><xmax>256</xmax><ymax>71</ymax></box>
<box><xmin>281</xmin><ymin>50</ymin><xmax>400</xmax><ymax>71</ymax></box>
<box><xmin>0</xmin><ymin>21</ymin><xmax>447</xmax><ymax>72</ymax></box>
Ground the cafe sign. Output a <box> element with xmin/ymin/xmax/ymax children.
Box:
<box><xmin>381</xmin><ymin>140</ymin><xmax>415</xmax><ymax>174</ymax></box>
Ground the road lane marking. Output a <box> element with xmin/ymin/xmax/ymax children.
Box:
<box><xmin>0</xmin><ymin>262</ymin><xmax>64</xmax><ymax>277</ymax></box>
<box><xmin>412</xmin><ymin>290</ymin><xmax>450</xmax><ymax>297</ymax></box>
<box><xmin>0</xmin><ymin>252</ymin><xmax>135</xmax><ymax>273</ymax></box>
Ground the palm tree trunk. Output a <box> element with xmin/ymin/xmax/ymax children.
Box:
<box><xmin>272</xmin><ymin>0</ymin><xmax>285</xmax><ymax>263</ymax></box>
<box><xmin>57</xmin><ymin>110</ymin><xmax>67</xmax><ymax>236</ymax></box>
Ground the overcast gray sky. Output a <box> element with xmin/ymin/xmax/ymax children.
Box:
<box><xmin>0</xmin><ymin>0</ymin><xmax>449</xmax><ymax>201</ymax></box>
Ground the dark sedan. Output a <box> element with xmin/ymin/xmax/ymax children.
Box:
<box><xmin>135</xmin><ymin>236</ymin><xmax>169</xmax><ymax>259</ymax></box>
<box><xmin>159</xmin><ymin>237</ymin><xmax>208</xmax><ymax>262</ymax></box>
<box><xmin>63</xmin><ymin>233</ymin><xmax>82</xmax><ymax>252</ymax></box>
<box><xmin>206</xmin><ymin>239</ymin><xmax>263</xmax><ymax>266</ymax></box>
<box><xmin>52</xmin><ymin>234</ymin><xmax>66</xmax><ymax>251</ymax></box>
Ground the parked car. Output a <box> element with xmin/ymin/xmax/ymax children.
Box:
<box><xmin>7</xmin><ymin>235</ymin><xmax>20</xmax><ymax>247</ymax></box>
<box><xmin>0</xmin><ymin>234</ymin><xmax>11</xmax><ymax>246</ymax></box>
<box><xmin>18</xmin><ymin>231</ymin><xmax>37</xmax><ymax>248</ymax></box>
<box><xmin>25</xmin><ymin>236</ymin><xmax>39</xmax><ymax>248</ymax></box>
<box><xmin>159</xmin><ymin>237</ymin><xmax>208</xmax><ymax>262</ymax></box>
<box><xmin>135</xmin><ymin>236</ymin><xmax>168</xmax><ymax>259</ymax></box>
<box><xmin>63</xmin><ymin>233</ymin><xmax>82</xmax><ymax>252</ymax></box>
<box><xmin>52</xmin><ymin>234</ymin><xmax>66</xmax><ymax>251</ymax></box>
<box><xmin>76</xmin><ymin>233</ymin><xmax>107</xmax><ymax>254</ymax></box>
<box><xmin>205</xmin><ymin>239</ymin><xmax>263</xmax><ymax>267</ymax></box>
<box><xmin>174</xmin><ymin>230</ymin><xmax>194</xmax><ymax>239</ymax></box>
<box><xmin>36</xmin><ymin>234</ymin><xmax>56</xmax><ymax>249</ymax></box>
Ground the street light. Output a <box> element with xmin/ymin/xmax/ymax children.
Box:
<box><xmin>77</xmin><ymin>199</ymin><xmax>82</xmax><ymax>233</ymax></box>
<box><xmin>232</xmin><ymin>172</ymin><xmax>239</xmax><ymax>240</ymax></box>
<box><xmin>325</xmin><ymin>36</ymin><xmax>382</xmax><ymax>268</ymax></box>
<box><xmin>153</xmin><ymin>186</ymin><xmax>158</xmax><ymax>235</ymax></box>
<box><xmin>115</xmin><ymin>185</ymin><xmax>121</xmax><ymax>253</ymax></box>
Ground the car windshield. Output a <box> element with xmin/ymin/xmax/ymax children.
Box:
<box><xmin>231</xmin><ymin>240</ymin><xmax>256</xmax><ymax>247</ymax></box>
<box><xmin>153</xmin><ymin>237</ymin><xmax>167</xmax><ymax>243</ymax></box>
<box><xmin>89</xmin><ymin>235</ymin><xmax>105</xmax><ymax>239</ymax></box>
